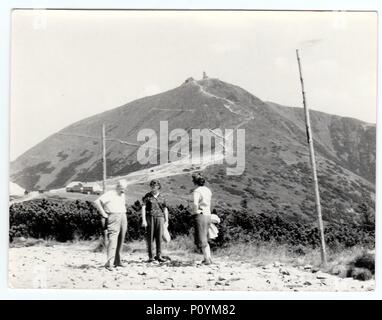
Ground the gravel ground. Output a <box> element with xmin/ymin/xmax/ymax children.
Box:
<box><xmin>8</xmin><ymin>242</ymin><xmax>375</xmax><ymax>291</ymax></box>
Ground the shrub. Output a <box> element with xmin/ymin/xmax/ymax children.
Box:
<box><xmin>9</xmin><ymin>199</ymin><xmax>101</xmax><ymax>242</ymax></box>
<box><xmin>353</xmin><ymin>252</ymin><xmax>375</xmax><ymax>274</ymax></box>
<box><xmin>9</xmin><ymin>199</ymin><xmax>375</xmax><ymax>252</ymax></box>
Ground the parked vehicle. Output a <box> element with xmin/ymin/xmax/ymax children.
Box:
<box><xmin>82</xmin><ymin>182</ymin><xmax>102</xmax><ymax>195</ymax></box>
<box><xmin>66</xmin><ymin>181</ymin><xmax>83</xmax><ymax>193</ymax></box>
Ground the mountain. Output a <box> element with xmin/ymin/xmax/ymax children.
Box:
<box><xmin>10</xmin><ymin>76</ymin><xmax>376</xmax><ymax>224</ymax></box>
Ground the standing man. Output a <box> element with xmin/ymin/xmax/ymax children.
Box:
<box><xmin>94</xmin><ymin>179</ymin><xmax>128</xmax><ymax>271</ymax></box>
<box><xmin>191</xmin><ymin>173</ymin><xmax>213</xmax><ymax>265</ymax></box>
<box><xmin>141</xmin><ymin>180</ymin><xmax>168</xmax><ymax>263</ymax></box>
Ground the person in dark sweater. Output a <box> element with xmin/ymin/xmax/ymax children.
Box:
<box><xmin>141</xmin><ymin>180</ymin><xmax>168</xmax><ymax>263</ymax></box>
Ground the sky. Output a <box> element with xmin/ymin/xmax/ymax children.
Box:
<box><xmin>10</xmin><ymin>10</ymin><xmax>377</xmax><ymax>161</ymax></box>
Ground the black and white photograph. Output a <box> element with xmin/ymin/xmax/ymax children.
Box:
<box><xmin>8</xmin><ymin>9</ymin><xmax>376</xmax><ymax>292</ymax></box>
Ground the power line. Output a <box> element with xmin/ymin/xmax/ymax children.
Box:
<box><xmin>153</xmin><ymin>108</ymin><xmax>195</xmax><ymax>112</ymax></box>
<box><xmin>57</xmin><ymin>131</ymin><xmax>189</xmax><ymax>155</ymax></box>
<box><xmin>57</xmin><ymin>116</ymin><xmax>249</xmax><ymax>186</ymax></box>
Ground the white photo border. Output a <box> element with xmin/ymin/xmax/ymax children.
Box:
<box><xmin>0</xmin><ymin>0</ymin><xmax>380</xmax><ymax>300</ymax></box>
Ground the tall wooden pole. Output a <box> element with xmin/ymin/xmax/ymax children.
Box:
<box><xmin>101</xmin><ymin>124</ymin><xmax>108</xmax><ymax>249</ymax></box>
<box><xmin>296</xmin><ymin>49</ymin><xmax>327</xmax><ymax>266</ymax></box>
<box><xmin>102</xmin><ymin>123</ymin><xmax>107</xmax><ymax>193</ymax></box>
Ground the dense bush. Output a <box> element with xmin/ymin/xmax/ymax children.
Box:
<box><xmin>209</xmin><ymin>209</ymin><xmax>374</xmax><ymax>250</ymax></box>
<box><xmin>9</xmin><ymin>199</ymin><xmax>100</xmax><ymax>242</ymax></box>
<box><xmin>9</xmin><ymin>199</ymin><xmax>375</xmax><ymax>251</ymax></box>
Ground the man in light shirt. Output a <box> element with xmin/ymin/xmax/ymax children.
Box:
<box><xmin>191</xmin><ymin>173</ymin><xmax>213</xmax><ymax>265</ymax></box>
<box><xmin>94</xmin><ymin>179</ymin><xmax>128</xmax><ymax>271</ymax></box>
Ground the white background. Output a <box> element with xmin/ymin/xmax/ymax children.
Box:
<box><xmin>0</xmin><ymin>0</ymin><xmax>381</xmax><ymax>300</ymax></box>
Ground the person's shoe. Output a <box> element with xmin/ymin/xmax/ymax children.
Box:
<box><xmin>114</xmin><ymin>263</ymin><xmax>125</xmax><ymax>268</ymax></box>
<box><xmin>104</xmin><ymin>264</ymin><xmax>114</xmax><ymax>271</ymax></box>
<box><xmin>154</xmin><ymin>255</ymin><xmax>167</xmax><ymax>263</ymax></box>
<box><xmin>156</xmin><ymin>256</ymin><xmax>166</xmax><ymax>263</ymax></box>
<box><xmin>201</xmin><ymin>258</ymin><xmax>212</xmax><ymax>265</ymax></box>
<box><xmin>147</xmin><ymin>258</ymin><xmax>155</xmax><ymax>263</ymax></box>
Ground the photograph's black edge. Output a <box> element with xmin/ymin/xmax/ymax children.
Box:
<box><xmin>0</xmin><ymin>300</ymin><xmax>381</xmax><ymax>319</ymax></box>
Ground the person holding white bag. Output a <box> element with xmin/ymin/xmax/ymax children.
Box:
<box><xmin>191</xmin><ymin>173</ymin><xmax>213</xmax><ymax>265</ymax></box>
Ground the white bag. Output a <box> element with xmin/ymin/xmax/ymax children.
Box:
<box><xmin>162</xmin><ymin>221</ymin><xmax>171</xmax><ymax>243</ymax></box>
<box><xmin>208</xmin><ymin>223</ymin><xmax>219</xmax><ymax>240</ymax></box>
<box><xmin>211</xmin><ymin>214</ymin><xmax>220</xmax><ymax>224</ymax></box>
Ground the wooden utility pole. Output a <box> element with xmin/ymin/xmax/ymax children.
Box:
<box><xmin>102</xmin><ymin>123</ymin><xmax>107</xmax><ymax>193</ymax></box>
<box><xmin>101</xmin><ymin>123</ymin><xmax>108</xmax><ymax>249</ymax></box>
<box><xmin>296</xmin><ymin>49</ymin><xmax>327</xmax><ymax>266</ymax></box>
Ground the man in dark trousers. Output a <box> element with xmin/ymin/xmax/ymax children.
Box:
<box><xmin>141</xmin><ymin>180</ymin><xmax>168</xmax><ymax>263</ymax></box>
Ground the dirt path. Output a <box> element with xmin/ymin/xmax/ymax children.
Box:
<box><xmin>194</xmin><ymin>81</ymin><xmax>252</xmax><ymax>118</ymax></box>
<box><xmin>9</xmin><ymin>242</ymin><xmax>374</xmax><ymax>291</ymax></box>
